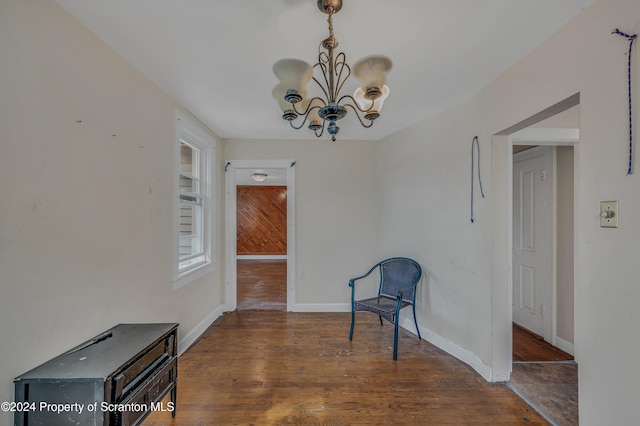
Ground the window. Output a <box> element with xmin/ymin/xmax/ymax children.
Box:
<box><xmin>173</xmin><ymin>111</ymin><xmax>215</xmax><ymax>288</ymax></box>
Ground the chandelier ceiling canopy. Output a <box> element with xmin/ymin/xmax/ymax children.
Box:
<box><xmin>272</xmin><ymin>0</ymin><xmax>392</xmax><ymax>142</ymax></box>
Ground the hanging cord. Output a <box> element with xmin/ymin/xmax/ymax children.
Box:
<box><xmin>470</xmin><ymin>136</ymin><xmax>485</xmax><ymax>223</ymax></box>
<box><xmin>612</xmin><ymin>28</ymin><xmax>637</xmax><ymax>175</ymax></box>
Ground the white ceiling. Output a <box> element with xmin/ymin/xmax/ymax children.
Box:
<box><xmin>54</xmin><ymin>0</ymin><xmax>593</xmax><ymax>142</ymax></box>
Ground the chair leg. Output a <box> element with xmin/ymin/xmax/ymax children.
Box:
<box><xmin>393</xmin><ymin>316</ymin><xmax>399</xmax><ymax>360</ymax></box>
<box><xmin>412</xmin><ymin>304</ymin><xmax>421</xmax><ymax>339</ymax></box>
<box><xmin>349</xmin><ymin>308</ymin><xmax>355</xmax><ymax>341</ymax></box>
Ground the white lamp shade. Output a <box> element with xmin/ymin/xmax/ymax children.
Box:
<box><xmin>353</xmin><ymin>55</ymin><xmax>392</xmax><ymax>90</ymax></box>
<box><xmin>273</xmin><ymin>58</ymin><xmax>313</xmax><ymax>92</ymax></box>
<box><xmin>354</xmin><ymin>85</ymin><xmax>390</xmax><ymax>112</ymax></box>
<box><xmin>272</xmin><ymin>84</ymin><xmax>306</xmax><ymax>112</ymax></box>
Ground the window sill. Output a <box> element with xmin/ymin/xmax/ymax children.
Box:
<box><xmin>173</xmin><ymin>262</ymin><xmax>214</xmax><ymax>290</ymax></box>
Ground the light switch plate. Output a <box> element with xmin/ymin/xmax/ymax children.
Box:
<box><xmin>600</xmin><ymin>200</ymin><xmax>619</xmax><ymax>228</ymax></box>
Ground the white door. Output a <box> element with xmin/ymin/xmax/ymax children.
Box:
<box><xmin>512</xmin><ymin>146</ymin><xmax>554</xmax><ymax>341</ymax></box>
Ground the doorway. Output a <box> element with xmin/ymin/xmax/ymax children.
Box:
<box><xmin>508</xmin><ymin>127</ymin><xmax>578</xmax><ymax>425</ymax></box>
<box><xmin>224</xmin><ymin>160</ymin><xmax>296</xmax><ymax>312</ymax></box>
<box><xmin>510</xmin><ymin>129</ymin><xmax>577</xmax><ymax>356</ymax></box>
<box><xmin>236</xmin><ymin>184</ymin><xmax>287</xmax><ymax>311</ymax></box>
<box><xmin>488</xmin><ymin>94</ymin><xmax>580</xmax><ymax>424</ymax></box>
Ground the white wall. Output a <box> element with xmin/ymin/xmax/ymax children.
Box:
<box><xmin>377</xmin><ymin>100</ymin><xmax>495</xmax><ymax>365</ymax></box>
<box><xmin>377</xmin><ymin>0</ymin><xmax>640</xmax><ymax>423</ymax></box>
<box><xmin>532</xmin><ymin>104</ymin><xmax>580</xmax><ymax>128</ymax></box>
<box><xmin>0</xmin><ymin>1</ymin><xmax>225</xmax><ymax>423</ymax></box>
<box><xmin>223</xmin><ymin>139</ymin><xmax>379</xmax><ymax>307</ymax></box>
<box><xmin>556</xmin><ymin>146</ymin><xmax>575</xmax><ymax>346</ymax></box>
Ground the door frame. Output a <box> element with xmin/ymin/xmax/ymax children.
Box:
<box><xmin>224</xmin><ymin>159</ymin><xmax>296</xmax><ymax>312</ymax></box>
<box><xmin>491</xmin><ymin>127</ymin><xmax>579</xmax><ymax>381</ymax></box>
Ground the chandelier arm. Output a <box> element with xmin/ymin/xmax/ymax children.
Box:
<box><xmin>288</xmin><ymin>107</ymin><xmax>319</xmax><ymax>130</ymax></box>
<box><xmin>343</xmin><ymin>103</ymin><xmax>375</xmax><ymax>128</ymax></box>
<box><xmin>313</xmin><ymin>119</ymin><xmax>327</xmax><ymax>138</ymax></box>
<box><xmin>290</xmin><ymin>96</ymin><xmax>327</xmax><ymax>117</ymax></box>
<box><xmin>337</xmin><ymin>94</ymin><xmax>374</xmax><ymax>113</ymax></box>
<box><xmin>289</xmin><ymin>116</ymin><xmax>310</xmax><ymax>130</ymax></box>
<box><xmin>316</xmin><ymin>55</ymin><xmax>333</xmax><ymax>101</ymax></box>
<box><xmin>311</xmin><ymin>74</ymin><xmax>331</xmax><ymax>101</ymax></box>
<box><xmin>291</xmin><ymin>102</ymin><xmax>306</xmax><ymax>116</ymax></box>
<box><xmin>309</xmin><ymin>96</ymin><xmax>328</xmax><ymax>108</ymax></box>
<box><xmin>288</xmin><ymin>97</ymin><xmax>327</xmax><ymax>130</ymax></box>
<box><xmin>333</xmin><ymin>52</ymin><xmax>351</xmax><ymax>100</ymax></box>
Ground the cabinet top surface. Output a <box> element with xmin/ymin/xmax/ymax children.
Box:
<box><xmin>15</xmin><ymin>323</ymin><xmax>178</xmax><ymax>382</ymax></box>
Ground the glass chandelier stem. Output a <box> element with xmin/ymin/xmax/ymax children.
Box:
<box><xmin>326</xmin><ymin>13</ymin><xmax>336</xmax><ymax>103</ymax></box>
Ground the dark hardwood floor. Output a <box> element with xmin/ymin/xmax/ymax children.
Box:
<box><xmin>145</xmin><ymin>263</ymin><xmax>568</xmax><ymax>424</ymax></box>
<box><xmin>144</xmin><ymin>311</ymin><xmax>548</xmax><ymax>425</ymax></box>
<box><xmin>512</xmin><ymin>324</ymin><xmax>573</xmax><ymax>362</ymax></box>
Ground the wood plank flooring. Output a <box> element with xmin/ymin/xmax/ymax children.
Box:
<box><xmin>510</xmin><ymin>362</ymin><xmax>578</xmax><ymax>426</ymax></box>
<box><xmin>512</xmin><ymin>324</ymin><xmax>573</xmax><ymax>362</ymax></box>
<box><xmin>511</xmin><ymin>324</ymin><xmax>577</xmax><ymax>425</ymax></box>
<box><xmin>144</xmin><ymin>311</ymin><xmax>548</xmax><ymax>425</ymax></box>
<box><xmin>237</xmin><ymin>260</ymin><xmax>287</xmax><ymax>311</ymax></box>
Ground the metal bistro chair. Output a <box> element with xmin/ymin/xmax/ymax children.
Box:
<box><xmin>348</xmin><ymin>257</ymin><xmax>422</xmax><ymax>360</ymax></box>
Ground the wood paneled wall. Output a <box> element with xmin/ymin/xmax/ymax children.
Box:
<box><xmin>236</xmin><ymin>186</ymin><xmax>287</xmax><ymax>255</ymax></box>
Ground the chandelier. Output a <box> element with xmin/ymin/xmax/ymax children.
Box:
<box><xmin>272</xmin><ymin>0</ymin><xmax>392</xmax><ymax>141</ymax></box>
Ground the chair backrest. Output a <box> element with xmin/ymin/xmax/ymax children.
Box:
<box><xmin>378</xmin><ymin>258</ymin><xmax>422</xmax><ymax>303</ymax></box>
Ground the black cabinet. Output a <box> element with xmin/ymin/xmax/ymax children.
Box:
<box><xmin>14</xmin><ymin>323</ymin><xmax>178</xmax><ymax>426</ymax></box>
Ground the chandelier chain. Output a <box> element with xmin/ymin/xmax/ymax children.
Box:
<box><xmin>328</xmin><ymin>13</ymin><xmax>334</xmax><ymax>38</ymax></box>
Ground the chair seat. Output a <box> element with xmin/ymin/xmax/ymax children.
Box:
<box><xmin>353</xmin><ymin>296</ymin><xmax>411</xmax><ymax>323</ymax></box>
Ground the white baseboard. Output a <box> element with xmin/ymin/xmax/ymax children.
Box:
<box><xmin>553</xmin><ymin>335</ymin><xmax>574</xmax><ymax>356</ymax></box>
<box><xmin>399</xmin><ymin>316</ymin><xmax>492</xmax><ymax>381</ymax></box>
<box><xmin>292</xmin><ymin>303</ymin><xmax>351</xmax><ymax>312</ymax></box>
<box><xmin>237</xmin><ymin>255</ymin><xmax>287</xmax><ymax>260</ymax></box>
<box><xmin>178</xmin><ymin>304</ymin><xmax>227</xmax><ymax>356</ymax></box>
